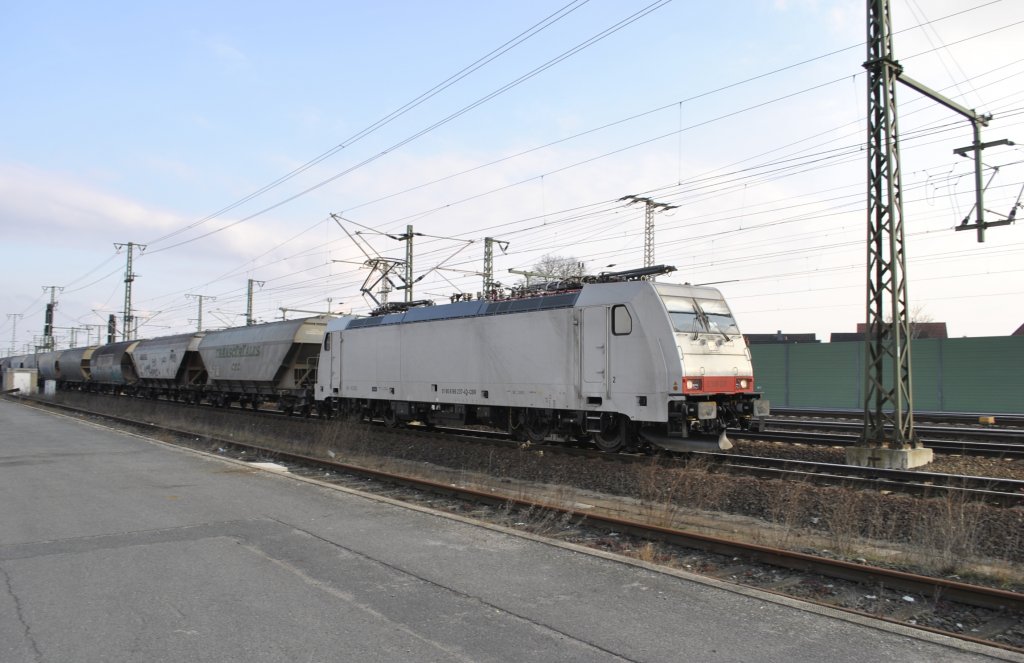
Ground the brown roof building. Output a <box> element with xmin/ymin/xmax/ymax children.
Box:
<box><xmin>854</xmin><ymin>321</ymin><xmax>948</xmax><ymax>340</ymax></box>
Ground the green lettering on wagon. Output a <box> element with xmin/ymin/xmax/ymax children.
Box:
<box><xmin>215</xmin><ymin>344</ymin><xmax>262</xmax><ymax>359</ymax></box>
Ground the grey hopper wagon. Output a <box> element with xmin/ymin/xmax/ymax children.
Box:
<box><xmin>90</xmin><ymin>341</ymin><xmax>141</xmax><ymax>392</ymax></box>
<box><xmin>198</xmin><ymin>316</ymin><xmax>329</xmax><ymax>412</ymax></box>
<box><xmin>6</xmin><ymin>355</ymin><xmax>38</xmax><ymax>370</ymax></box>
<box><xmin>56</xmin><ymin>346</ymin><xmax>98</xmax><ymax>387</ymax></box>
<box><xmin>36</xmin><ymin>351</ymin><xmax>63</xmax><ymax>382</ymax></box>
<box><xmin>132</xmin><ymin>333</ymin><xmax>206</xmax><ymax>401</ymax></box>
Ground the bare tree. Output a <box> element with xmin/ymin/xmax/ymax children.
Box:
<box><xmin>883</xmin><ymin>304</ymin><xmax>937</xmax><ymax>339</ymax></box>
<box><xmin>533</xmin><ymin>254</ymin><xmax>585</xmax><ymax>280</ymax></box>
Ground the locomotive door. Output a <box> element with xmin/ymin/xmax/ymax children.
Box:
<box><xmin>581</xmin><ymin>306</ymin><xmax>608</xmax><ymax>392</ymax></box>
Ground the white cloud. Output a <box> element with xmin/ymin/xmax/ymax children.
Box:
<box><xmin>0</xmin><ymin>163</ymin><xmax>183</xmax><ymax>241</ymax></box>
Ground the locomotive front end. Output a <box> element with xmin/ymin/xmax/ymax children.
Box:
<box><xmin>655</xmin><ymin>284</ymin><xmax>769</xmax><ymax>448</ymax></box>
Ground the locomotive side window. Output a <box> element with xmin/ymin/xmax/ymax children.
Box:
<box><xmin>323</xmin><ymin>333</ymin><xmax>331</xmax><ymax>351</ymax></box>
<box><xmin>612</xmin><ymin>305</ymin><xmax>632</xmax><ymax>335</ymax></box>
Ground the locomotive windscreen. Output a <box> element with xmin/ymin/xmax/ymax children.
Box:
<box><xmin>660</xmin><ymin>295</ymin><xmax>739</xmax><ymax>336</ymax></box>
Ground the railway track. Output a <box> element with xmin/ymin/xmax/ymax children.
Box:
<box><xmin>13</xmin><ymin>395</ymin><xmax>1024</xmax><ymax>654</ymax></box>
<box><xmin>754</xmin><ymin>417</ymin><xmax>1024</xmax><ymax>457</ymax></box>
<box><xmin>740</xmin><ymin>427</ymin><xmax>1024</xmax><ymax>459</ymax></box>
<box><xmin>700</xmin><ymin>452</ymin><xmax>1024</xmax><ymax>506</ymax></box>
<box><xmin>770</xmin><ymin>406</ymin><xmax>1024</xmax><ymax>428</ymax></box>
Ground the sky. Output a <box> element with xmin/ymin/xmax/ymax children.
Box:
<box><xmin>2</xmin><ymin>0</ymin><xmax>1023</xmax><ymax>353</ymax></box>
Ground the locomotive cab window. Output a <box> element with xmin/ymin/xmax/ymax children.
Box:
<box><xmin>661</xmin><ymin>295</ymin><xmax>739</xmax><ymax>336</ymax></box>
<box><xmin>323</xmin><ymin>333</ymin><xmax>331</xmax><ymax>351</ymax></box>
<box><xmin>612</xmin><ymin>305</ymin><xmax>632</xmax><ymax>335</ymax></box>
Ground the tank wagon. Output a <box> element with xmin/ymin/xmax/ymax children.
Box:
<box><xmin>315</xmin><ymin>267</ymin><xmax>768</xmax><ymax>452</ymax></box>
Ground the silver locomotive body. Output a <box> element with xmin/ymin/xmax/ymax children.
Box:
<box><xmin>316</xmin><ymin>280</ymin><xmax>766</xmax><ymax>451</ymax></box>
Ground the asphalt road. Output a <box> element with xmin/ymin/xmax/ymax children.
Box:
<box><xmin>0</xmin><ymin>398</ymin><xmax>1018</xmax><ymax>662</ymax></box>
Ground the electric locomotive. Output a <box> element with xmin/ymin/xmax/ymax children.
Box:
<box><xmin>315</xmin><ymin>266</ymin><xmax>767</xmax><ymax>452</ymax></box>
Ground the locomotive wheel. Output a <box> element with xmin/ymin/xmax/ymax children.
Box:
<box><xmin>593</xmin><ymin>414</ymin><xmax>629</xmax><ymax>453</ymax></box>
<box><xmin>343</xmin><ymin>403</ymin><xmax>364</xmax><ymax>422</ymax></box>
<box><xmin>382</xmin><ymin>407</ymin><xmax>399</xmax><ymax>428</ymax></box>
<box><xmin>523</xmin><ymin>409</ymin><xmax>551</xmax><ymax>444</ymax></box>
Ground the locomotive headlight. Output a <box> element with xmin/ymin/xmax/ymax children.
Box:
<box><xmin>736</xmin><ymin>378</ymin><xmax>749</xmax><ymax>389</ymax></box>
<box><xmin>685</xmin><ymin>379</ymin><xmax>701</xmax><ymax>390</ymax></box>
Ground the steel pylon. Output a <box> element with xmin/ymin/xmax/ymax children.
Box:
<box><xmin>862</xmin><ymin>0</ymin><xmax>917</xmax><ymax>449</ymax></box>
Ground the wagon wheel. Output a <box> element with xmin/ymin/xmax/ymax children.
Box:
<box><xmin>593</xmin><ymin>414</ymin><xmax>630</xmax><ymax>453</ymax></box>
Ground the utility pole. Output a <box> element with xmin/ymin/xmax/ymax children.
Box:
<box><xmin>853</xmin><ymin>0</ymin><xmax>930</xmax><ymax>468</ymax></box>
<box><xmin>381</xmin><ymin>224</ymin><xmax>421</xmax><ymax>302</ymax></box>
<box><xmin>334</xmin><ymin>215</ymin><xmax>466</xmax><ymax>311</ymax></box>
<box><xmin>508</xmin><ymin>268</ymin><xmax>548</xmax><ymax>287</ymax></box>
<box><xmin>279</xmin><ymin>307</ymin><xmax>332</xmax><ymax>320</ymax></box>
<box><xmin>41</xmin><ymin>286</ymin><xmax>63</xmax><ymax>351</ymax></box>
<box><xmin>246</xmin><ymin>279</ymin><xmax>264</xmax><ymax>326</ymax></box>
<box><xmin>6</xmin><ymin>313</ymin><xmax>22</xmax><ymax>355</ymax></box>
<box><xmin>186</xmin><ymin>294</ymin><xmax>215</xmax><ymax>332</ymax></box>
<box><xmin>620</xmin><ymin>195</ymin><xmax>678</xmax><ymax>278</ymax></box>
<box><xmin>404</xmin><ymin>225</ymin><xmax>413</xmax><ymax>303</ymax></box>
<box><xmin>81</xmin><ymin>323</ymin><xmax>102</xmax><ymax>346</ymax></box>
<box><xmin>114</xmin><ymin>242</ymin><xmax>145</xmax><ymax>341</ymax></box>
<box><xmin>382</xmin><ymin>224</ymin><xmax>418</xmax><ymax>303</ymax></box>
<box><xmin>483</xmin><ymin>237</ymin><xmax>509</xmax><ymax>295</ymax></box>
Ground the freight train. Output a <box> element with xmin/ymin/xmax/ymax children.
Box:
<box><xmin>1</xmin><ymin>266</ymin><xmax>768</xmax><ymax>452</ymax></box>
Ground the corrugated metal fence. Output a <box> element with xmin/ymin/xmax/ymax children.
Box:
<box><xmin>750</xmin><ymin>336</ymin><xmax>1024</xmax><ymax>414</ymax></box>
